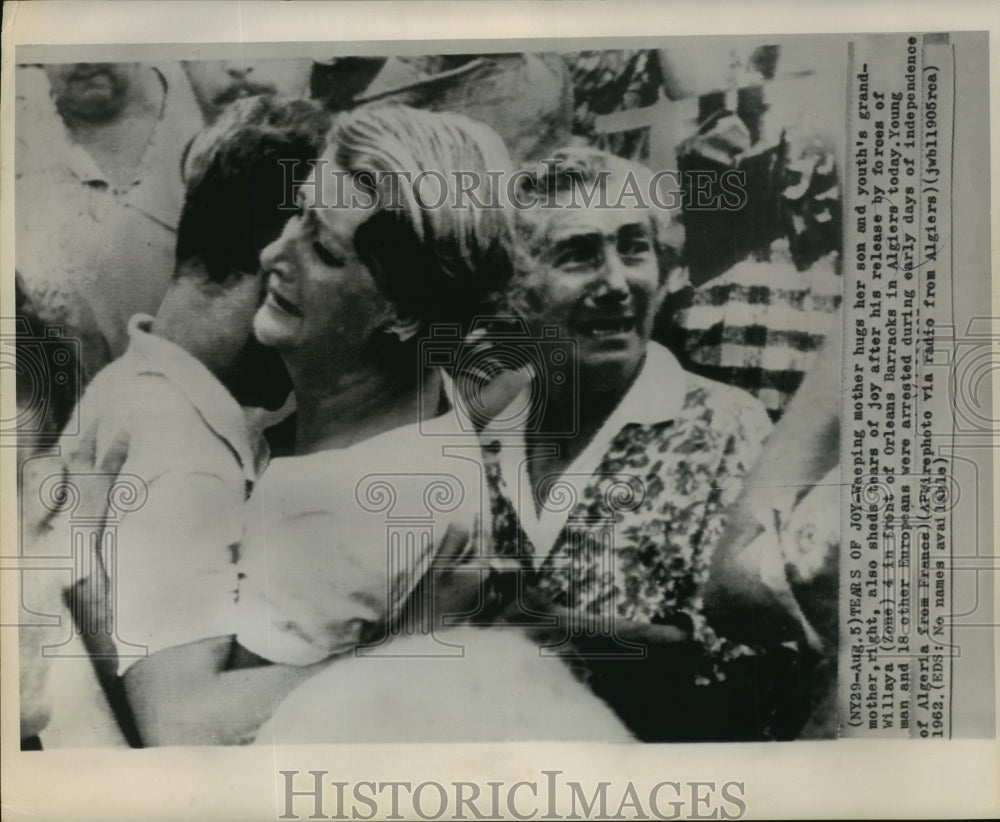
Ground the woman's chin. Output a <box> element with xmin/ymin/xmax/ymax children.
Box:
<box><xmin>252</xmin><ymin>310</ymin><xmax>298</xmax><ymax>351</ymax></box>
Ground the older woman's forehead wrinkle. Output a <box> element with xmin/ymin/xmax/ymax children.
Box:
<box><xmin>546</xmin><ymin>213</ymin><xmax>654</xmax><ymax>245</ymax></box>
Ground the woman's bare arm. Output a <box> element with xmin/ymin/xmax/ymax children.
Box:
<box><xmin>122</xmin><ymin>636</ymin><xmax>324</xmax><ymax>746</ymax></box>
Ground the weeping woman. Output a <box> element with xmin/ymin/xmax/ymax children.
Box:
<box><xmin>122</xmin><ymin>105</ymin><xmax>633</xmax><ymax>746</ymax></box>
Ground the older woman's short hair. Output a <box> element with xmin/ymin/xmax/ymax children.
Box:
<box><xmin>176</xmin><ymin>95</ymin><xmax>332</xmax><ymax>284</ymax></box>
<box><xmin>513</xmin><ymin>146</ymin><xmax>683</xmax><ymax>283</ymax></box>
<box><xmin>331</xmin><ymin>104</ymin><xmax>516</xmax><ymax>333</ymax></box>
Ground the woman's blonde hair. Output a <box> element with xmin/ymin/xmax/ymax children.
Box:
<box><xmin>331</xmin><ymin>104</ymin><xmax>516</xmax><ymax>334</ymax></box>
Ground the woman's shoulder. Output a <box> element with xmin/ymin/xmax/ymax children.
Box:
<box><xmin>346</xmin><ymin>414</ymin><xmax>485</xmax><ymax>516</ymax></box>
<box><xmin>250</xmin><ymin>450</ymin><xmax>343</xmax><ymax>526</ymax></box>
<box><xmin>680</xmin><ymin>369</ymin><xmax>772</xmax><ymax>430</ymax></box>
<box><xmin>255</xmin><ymin>413</ymin><xmax>482</xmax><ymax>521</ymax></box>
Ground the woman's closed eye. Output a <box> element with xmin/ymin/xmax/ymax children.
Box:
<box><xmin>312</xmin><ymin>241</ymin><xmax>346</xmax><ymax>268</ymax></box>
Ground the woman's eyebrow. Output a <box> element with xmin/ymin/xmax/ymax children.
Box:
<box><xmin>302</xmin><ymin>201</ymin><xmax>351</xmax><ymax>252</ymax></box>
<box><xmin>618</xmin><ymin>222</ymin><xmax>653</xmax><ymax>239</ymax></box>
<box><xmin>295</xmin><ymin>183</ymin><xmax>327</xmax><ymax>212</ymax></box>
<box><xmin>548</xmin><ymin>225</ymin><xmax>604</xmax><ymax>245</ymax></box>
<box><xmin>548</xmin><ymin>232</ymin><xmax>603</xmax><ymax>259</ymax></box>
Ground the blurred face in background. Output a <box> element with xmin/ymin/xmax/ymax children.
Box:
<box><xmin>44</xmin><ymin>62</ymin><xmax>144</xmax><ymax>122</ymax></box>
<box><xmin>183</xmin><ymin>59</ymin><xmax>314</xmax><ymax>122</ymax></box>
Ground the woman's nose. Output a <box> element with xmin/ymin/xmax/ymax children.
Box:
<box><xmin>259</xmin><ymin>227</ymin><xmax>294</xmax><ymax>279</ymax></box>
<box><xmin>594</xmin><ymin>248</ymin><xmax>631</xmax><ymax>297</ymax></box>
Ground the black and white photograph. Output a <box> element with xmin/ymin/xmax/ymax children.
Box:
<box><xmin>1</xmin><ymin>2</ymin><xmax>997</xmax><ymax>820</ymax></box>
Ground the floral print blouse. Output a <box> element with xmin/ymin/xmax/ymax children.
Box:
<box><xmin>481</xmin><ymin>345</ymin><xmax>812</xmax><ymax>739</ymax></box>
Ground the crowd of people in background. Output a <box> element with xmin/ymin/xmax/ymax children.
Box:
<box><xmin>14</xmin><ymin>47</ymin><xmax>843</xmax><ymax>747</ymax></box>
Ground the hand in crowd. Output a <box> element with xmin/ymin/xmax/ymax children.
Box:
<box><xmin>701</xmin><ymin>509</ymin><xmax>820</xmax><ymax>651</ymax></box>
<box><xmin>404</xmin><ymin>523</ymin><xmax>491</xmax><ymax>630</ymax></box>
<box><xmin>62</xmin><ymin>425</ymin><xmax>133</xmax><ymax>683</ymax></box>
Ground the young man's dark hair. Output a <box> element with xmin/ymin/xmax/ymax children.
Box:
<box><xmin>19</xmin><ymin>97</ymin><xmax>335</xmax><ymax>748</ymax></box>
<box><xmin>170</xmin><ymin>96</ymin><xmax>332</xmax><ymax>419</ymax></box>
<box><xmin>176</xmin><ymin>95</ymin><xmax>333</xmax><ymax>284</ymax></box>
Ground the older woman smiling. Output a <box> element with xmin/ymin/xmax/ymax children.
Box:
<box><xmin>481</xmin><ymin>148</ymin><xmax>811</xmax><ymax>741</ymax></box>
